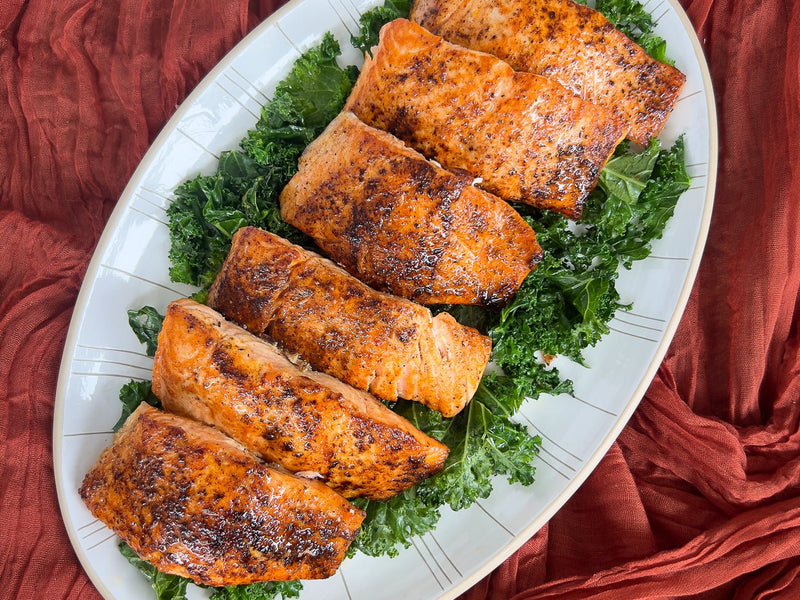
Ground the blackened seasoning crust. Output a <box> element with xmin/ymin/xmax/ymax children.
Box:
<box><xmin>79</xmin><ymin>405</ymin><xmax>364</xmax><ymax>586</ymax></box>
<box><xmin>344</xmin><ymin>19</ymin><xmax>626</xmax><ymax>219</ymax></box>
<box><xmin>207</xmin><ymin>227</ymin><xmax>492</xmax><ymax>417</ymax></box>
<box><xmin>410</xmin><ymin>0</ymin><xmax>686</xmax><ymax>145</ymax></box>
<box><xmin>152</xmin><ymin>298</ymin><xmax>449</xmax><ymax>501</ymax></box>
<box><xmin>280</xmin><ymin>111</ymin><xmax>542</xmax><ymax>306</ymax></box>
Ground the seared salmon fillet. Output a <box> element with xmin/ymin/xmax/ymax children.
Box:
<box><xmin>280</xmin><ymin>111</ymin><xmax>542</xmax><ymax>306</ymax></box>
<box><xmin>343</xmin><ymin>19</ymin><xmax>625</xmax><ymax>219</ymax></box>
<box><xmin>207</xmin><ymin>227</ymin><xmax>491</xmax><ymax>417</ymax></box>
<box><xmin>152</xmin><ymin>298</ymin><xmax>449</xmax><ymax>501</ymax></box>
<box><xmin>79</xmin><ymin>404</ymin><xmax>364</xmax><ymax>586</ymax></box>
<box><xmin>410</xmin><ymin>0</ymin><xmax>686</xmax><ymax>145</ymax></box>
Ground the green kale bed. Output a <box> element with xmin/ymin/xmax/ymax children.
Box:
<box><xmin>117</xmin><ymin>1</ymin><xmax>690</xmax><ymax>598</ymax></box>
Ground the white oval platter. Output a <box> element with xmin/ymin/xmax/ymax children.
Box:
<box><xmin>54</xmin><ymin>0</ymin><xmax>717</xmax><ymax>599</ymax></box>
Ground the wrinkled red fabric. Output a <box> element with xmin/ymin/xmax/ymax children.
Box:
<box><xmin>1</xmin><ymin>0</ymin><xmax>798</xmax><ymax>599</ymax></box>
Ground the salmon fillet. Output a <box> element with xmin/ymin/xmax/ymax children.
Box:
<box><xmin>280</xmin><ymin>111</ymin><xmax>542</xmax><ymax>306</ymax></box>
<box><xmin>343</xmin><ymin>18</ymin><xmax>625</xmax><ymax>219</ymax></box>
<box><xmin>152</xmin><ymin>298</ymin><xmax>449</xmax><ymax>501</ymax></box>
<box><xmin>79</xmin><ymin>404</ymin><xmax>364</xmax><ymax>586</ymax></box>
<box><xmin>207</xmin><ymin>227</ymin><xmax>492</xmax><ymax>417</ymax></box>
<box><xmin>410</xmin><ymin>0</ymin><xmax>686</xmax><ymax>146</ymax></box>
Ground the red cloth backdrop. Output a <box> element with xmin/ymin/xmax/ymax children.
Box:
<box><xmin>1</xmin><ymin>0</ymin><xmax>799</xmax><ymax>598</ymax></box>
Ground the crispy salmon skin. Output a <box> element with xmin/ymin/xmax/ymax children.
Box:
<box><xmin>207</xmin><ymin>227</ymin><xmax>491</xmax><ymax>417</ymax></box>
<box><xmin>344</xmin><ymin>18</ymin><xmax>625</xmax><ymax>219</ymax></box>
<box><xmin>152</xmin><ymin>299</ymin><xmax>449</xmax><ymax>501</ymax></box>
<box><xmin>79</xmin><ymin>405</ymin><xmax>364</xmax><ymax>586</ymax></box>
<box><xmin>280</xmin><ymin>111</ymin><xmax>542</xmax><ymax>305</ymax></box>
<box><xmin>410</xmin><ymin>0</ymin><xmax>686</xmax><ymax>145</ymax></box>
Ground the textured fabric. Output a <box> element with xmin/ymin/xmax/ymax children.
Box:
<box><xmin>1</xmin><ymin>0</ymin><xmax>799</xmax><ymax>599</ymax></box>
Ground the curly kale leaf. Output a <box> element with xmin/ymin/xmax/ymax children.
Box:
<box><xmin>167</xmin><ymin>151</ymin><xmax>297</xmax><ymax>289</ymax></box>
<box><xmin>113</xmin><ymin>380</ymin><xmax>160</xmax><ymax>432</ymax></box>
<box><xmin>584</xmin><ymin>136</ymin><xmax>691</xmax><ymax>267</ymax></box>
<box><xmin>119</xmin><ymin>543</ymin><xmax>189</xmax><ymax>600</ymax></box>
<box><xmin>351</xmin><ymin>0</ymin><xmax>411</xmax><ymax>55</ymax></box>
<box><xmin>241</xmin><ymin>31</ymin><xmax>357</xmax><ymax>185</ymax></box>
<box><xmin>490</xmin><ymin>214</ymin><xmax>623</xmax><ymax>366</ymax></box>
<box><xmin>168</xmin><ymin>33</ymin><xmax>353</xmax><ymax>289</ymax></box>
<box><xmin>413</xmin><ymin>376</ymin><xmax>542</xmax><ymax>511</ymax></box>
<box><xmin>271</xmin><ymin>33</ymin><xmax>357</xmax><ymax>132</ymax></box>
<box><xmin>633</xmin><ymin>136</ymin><xmax>692</xmax><ymax>243</ymax></box>
<box><xmin>127</xmin><ymin>306</ymin><xmax>164</xmax><ymax>357</ymax></box>
<box><xmin>406</xmin><ymin>373</ymin><xmax>541</xmax><ymax>509</ymax></box>
<box><xmin>596</xmin><ymin>0</ymin><xmax>654</xmax><ymax>38</ymax></box>
<box><xmin>114</xmin><ymin>307</ymin><xmax>164</xmax><ymax>429</ymax></box>
<box><xmin>597</xmin><ymin>139</ymin><xmax>661</xmax><ymax>207</ymax></box>
<box><xmin>595</xmin><ymin>0</ymin><xmax>674</xmax><ymax>64</ymax></box>
<box><xmin>349</xmin><ymin>487</ymin><xmax>441</xmax><ymax>557</ymax></box>
<box><xmin>639</xmin><ymin>35</ymin><xmax>670</xmax><ymax>64</ymax></box>
<box><xmin>207</xmin><ymin>581</ymin><xmax>303</xmax><ymax>600</ymax></box>
<box><xmin>491</xmin><ymin>137</ymin><xmax>688</xmax><ymax>372</ymax></box>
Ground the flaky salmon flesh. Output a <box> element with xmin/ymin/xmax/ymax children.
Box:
<box><xmin>410</xmin><ymin>0</ymin><xmax>686</xmax><ymax>146</ymax></box>
<box><xmin>280</xmin><ymin>111</ymin><xmax>542</xmax><ymax>306</ymax></box>
<box><xmin>344</xmin><ymin>18</ymin><xmax>626</xmax><ymax>219</ymax></box>
<box><xmin>208</xmin><ymin>227</ymin><xmax>492</xmax><ymax>417</ymax></box>
<box><xmin>152</xmin><ymin>298</ymin><xmax>450</xmax><ymax>501</ymax></box>
<box><xmin>79</xmin><ymin>405</ymin><xmax>364</xmax><ymax>586</ymax></box>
